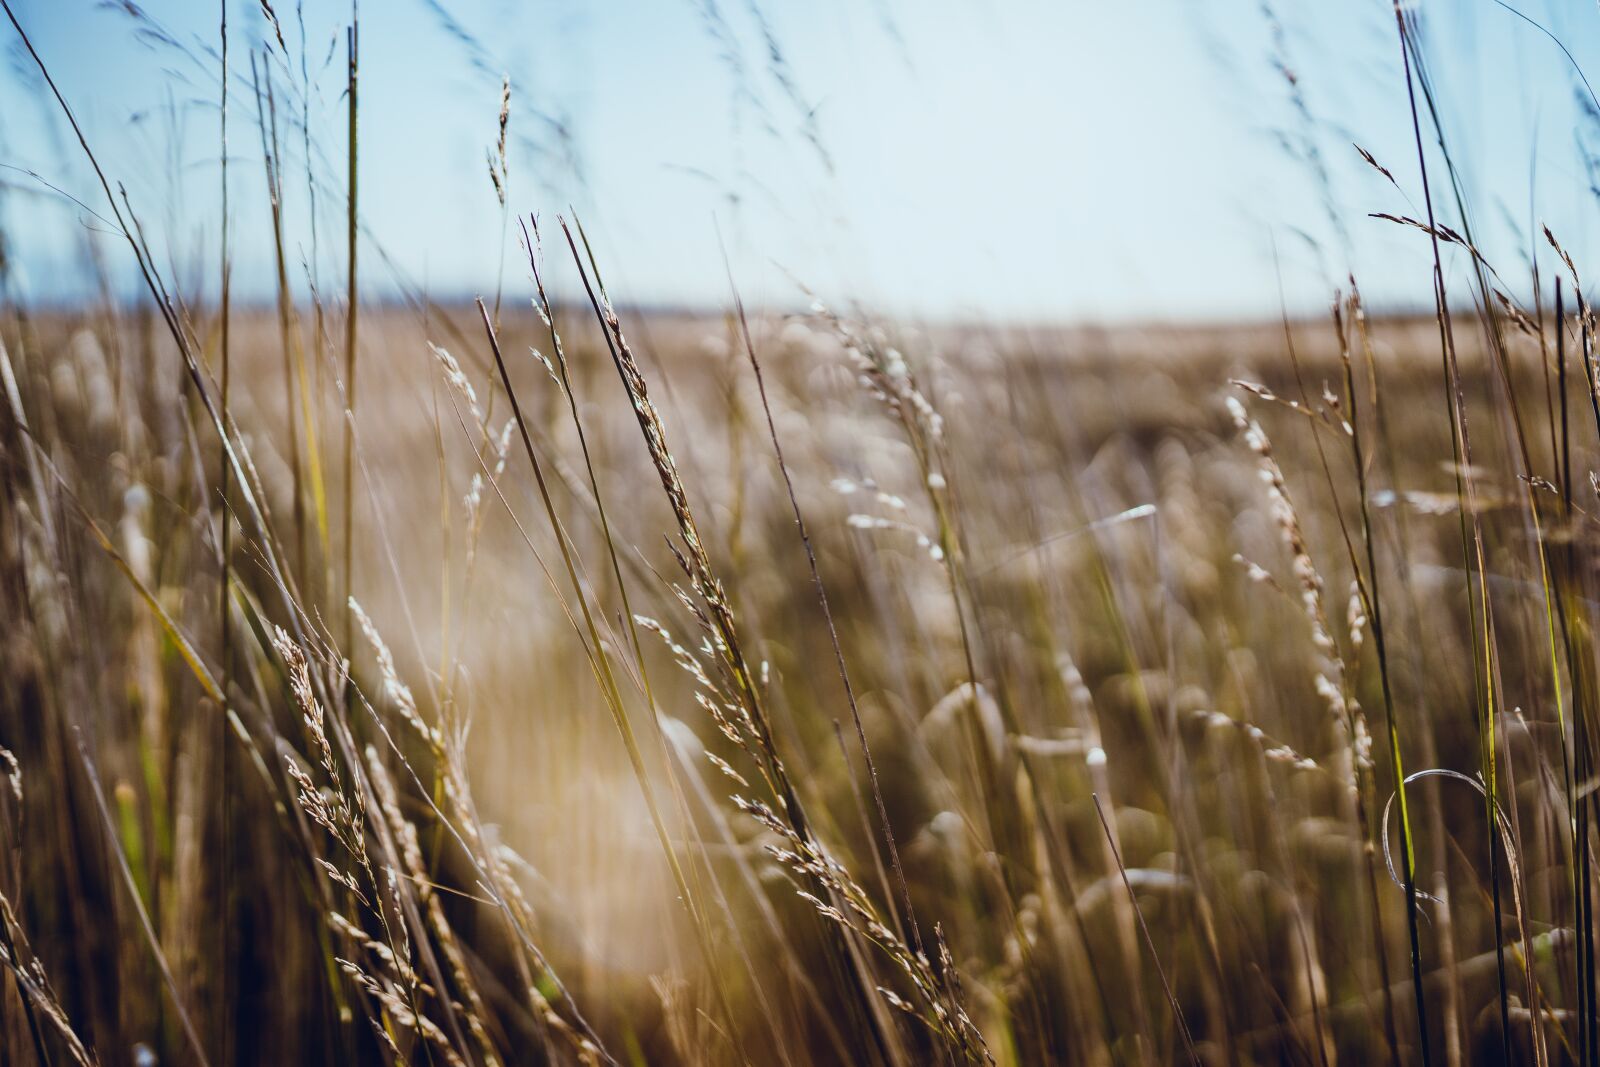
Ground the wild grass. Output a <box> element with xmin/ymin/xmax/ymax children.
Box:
<box><xmin>2</xmin><ymin>2</ymin><xmax>1600</xmax><ymax>1065</ymax></box>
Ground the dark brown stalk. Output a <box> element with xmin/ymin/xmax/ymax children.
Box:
<box><xmin>726</xmin><ymin>272</ymin><xmax>925</xmax><ymax>963</ymax></box>
<box><xmin>473</xmin><ymin>297</ymin><xmax>743</xmax><ymax>1062</ymax></box>
<box><xmin>558</xmin><ymin>226</ymin><xmax>933</xmax><ymax>1063</ymax></box>
<box><xmin>217</xmin><ymin>2</ymin><xmax>234</xmax><ymax>1060</ymax></box>
<box><xmin>1389</xmin><ymin>7</ymin><xmax>1463</xmax><ymax>1060</ymax></box>
<box><xmin>1092</xmin><ymin>794</ymin><xmax>1200</xmax><ymax>1066</ymax></box>
<box><xmin>342</xmin><ymin>12</ymin><xmax>359</xmax><ymax>651</ymax></box>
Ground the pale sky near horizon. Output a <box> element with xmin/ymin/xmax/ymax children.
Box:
<box><xmin>2</xmin><ymin>0</ymin><xmax>1599</xmax><ymax>323</ymax></box>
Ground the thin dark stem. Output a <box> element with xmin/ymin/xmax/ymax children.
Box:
<box><xmin>726</xmin><ymin>272</ymin><xmax>925</xmax><ymax>963</ymax></box>
<box><xmin>1389</xmin><ymin>7</ymin><xmax>1452</xmax><ymax>1061</ymax></box>
<box><xmin>218</xmin><ymin>1</ymin><xmax>233</xmax><ymax>1061</ymax></box>
<box><xmin>1092</xmin><ymin>794</ymin><xmax>1201</xmax><ymax>1066</ymax></box>
<box><xmin>342</xmin><ymin>12</ymin><xmax>359</xmax><ymax>651</ymax></box>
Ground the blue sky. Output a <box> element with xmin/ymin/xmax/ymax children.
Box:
<box><xmin>2</xmin><ymin>0</ymin><xmax>1599</xmax><ymax>321</ymax></box>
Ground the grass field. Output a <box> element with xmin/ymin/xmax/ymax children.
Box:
<box><xmin>3</xmin><ymin>2</ymin><xmax>1600</xmax><ymax>1066</ymax></box>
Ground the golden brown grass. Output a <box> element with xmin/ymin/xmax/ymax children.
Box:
<box><xmin>3</xmin><ymin>287</ymin><xmax>1591</xmax><ymax>1064</ymax></box>
<box><xmin>3</xmin><ymin>3</ymin><xmax>1600</xmax><ymax>1065</ymax></box>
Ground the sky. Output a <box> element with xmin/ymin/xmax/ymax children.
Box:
<box><xmin>2</xmin><ymin>0</ymin><xmax>1600</xmax><ymax>322</ymax></box>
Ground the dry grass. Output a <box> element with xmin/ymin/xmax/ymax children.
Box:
<box><xmin>3</xmin><ymin>287</ymin><xmax>1589</xmax><ymax>1064</ymax></box>
<box><xmin>2</xmin><ymin>3</ymin><xmax>1599</xmax><ymax>1066</ymax></box>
